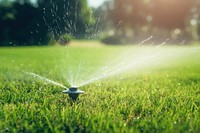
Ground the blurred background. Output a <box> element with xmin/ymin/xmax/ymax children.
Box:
<box><xmin>0</xmin><ymin>0</ymin><xmax>200</xmax><ymax>46</ymax></box>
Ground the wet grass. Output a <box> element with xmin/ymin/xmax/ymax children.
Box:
<box><xmin>0</xmin><ymin>44</ymin><xmax>200</xmax><ymax>132</ymax></box>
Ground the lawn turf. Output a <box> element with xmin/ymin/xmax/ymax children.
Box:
<box><xmin>0</xmin><ymin>43</ymin><xmax>200</xmax><ymax>132</ymax></box>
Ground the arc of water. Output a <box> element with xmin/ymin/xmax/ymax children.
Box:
<box><xmin>73</xmin><ymin>60</ymin><xmax>83</xmax><ymax>86</ymax></box>
<box><xmin>74</xmin><ymin>47</ymin><xmax>138</xmax><ymax>86</ymax></box>
<box><xmin>75</xmin><ymin>47</ymin><xmax>153</xmax><ymax>87</ymax></box>
<box><xmin>24</xmin><ymin>71</ymin><xmax>67</xmax><ymax>89</ymax></box>
<box><xmin>74</xmin><ymin>36</ymin><xmax>154</xmax><ymax>86</ymax></box>
<box><xmin>76</xmin><ymin>46</ymin><xmax>177</xmax><ymax>87</ymax></box>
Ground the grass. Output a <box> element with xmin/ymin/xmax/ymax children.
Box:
<box><xmin>0</xmin><ymin>42</ymin><xmax>200</xmax><ymax>132</ymax></box>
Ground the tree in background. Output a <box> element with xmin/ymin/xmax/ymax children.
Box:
<box><xmin>101</xmin><ymin>0</ymin><xmax>196</xmax><ymax>44</ymax></box>
<box><xmin>0</xmin><ymin>1</ymin><xmax>49</xmax><ymax>46</ymax></box>
<box><xmin>38</xmin><ymin>0</ymin><xmax>94</xmax><ymax>40</ymax></box>
<box><xmin>149</xmin><ymin>0</ymin><xmax>195</xmax><ymax>43</ymax></box>
<box><xmin>89</xmin><ymin>0</ymin><xmax>114</xmax><ymax>39</ymax></box>
<box><xmin>107</xmin><ymin>0</ymin><xmax>147</xmax><ymax>44</ymax></box>
<box><xmin>0</xmin><ymin>0</ymin><xmax>94</xmax><ymax>46</ymax></box>
<box><xmin>190</xmin><ymin>0</ymin><xmax>200</xmax><ymax>41</ymax></box>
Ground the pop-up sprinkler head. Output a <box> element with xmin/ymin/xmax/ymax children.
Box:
<box><xmin>62</xmin><ymin>87</ymin><xmax>84</xmax><ymax>101</ymax></box>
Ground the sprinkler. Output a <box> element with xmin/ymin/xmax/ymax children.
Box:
<box><xmin>62</xmin><ymin>87</ymin><xmax>84</xmax><ymax>101</ymax></box>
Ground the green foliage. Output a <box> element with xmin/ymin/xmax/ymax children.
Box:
<box><xmin>0</xmin><ymin>44</ymin><xmax>200</xmax><ymax>132</ymax></box>
<box><xmin>101</xmin><ymin>33</ymin><xmax>134</xmax><ymax>45</ymax></box>
<box><xmin>58</xmin><ymin>34</ymin><xmax>73</xmax><ymax>45</ymax></box>
<box><xmin>0</xmin><ymin>1</ymin><xmax>49</xmax><ymax>46</ymax></box>
<box><xmin>0</xmin><ymin>0</ymin><xmax>95</xmax><ymax>46</ymax></box>
<box><xmin>38</xmin><ymin>0</ymin><xmax>95</xmax><ymax>39</ymax></box>
<box><xmin>101</xmin><ymin>34</ymin><xmax>126</xmax><ymax>44</ymax></box>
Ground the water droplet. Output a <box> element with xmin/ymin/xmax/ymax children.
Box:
<box><xmin>39</xmin><ymin>87</ymin><xmax>42</xmax><ymax>91</ymax></box>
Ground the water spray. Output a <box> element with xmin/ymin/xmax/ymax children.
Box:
<box><xmin>62</xmin><ymin>87</ymin><xmax>84</xmax><ymax>101</ymax></box>
<box><xmin>24</xmin><ymin>72</ymin><xmax>84</xmax><ymax>101</ymax></box>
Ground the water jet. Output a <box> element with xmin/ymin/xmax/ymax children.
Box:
<box><xmin>62</xmin><ymin>87</ymin><xmax>84</xmax><ymax>101</ymax></box>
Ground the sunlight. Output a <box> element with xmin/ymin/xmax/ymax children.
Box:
<box><xmin>87</xmin><ymin>0</ymin><xmax>107</xmax><ymax>8</ymax></box>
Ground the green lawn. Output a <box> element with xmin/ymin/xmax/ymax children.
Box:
<box><xmin>0</xmin><ymin>43</ymin><xmax>200</xmax><ymax>132</ymax></box>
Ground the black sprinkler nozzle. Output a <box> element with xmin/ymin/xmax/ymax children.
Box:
<box><xmin>62</xmin><ymin>87</ymin><xmax>84</xmax><ymax>101</ymax></box>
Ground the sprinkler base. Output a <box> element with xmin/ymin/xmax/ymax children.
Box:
<box><xmin>62</xmin><ymin>87</ymin><xmax>84</xmax><ymax>101</ymax></box>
